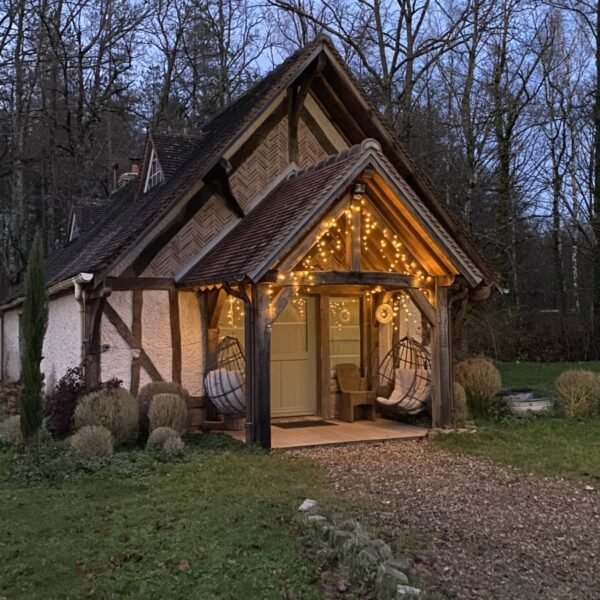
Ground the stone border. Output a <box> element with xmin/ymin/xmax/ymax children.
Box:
<box><xmin>298</xmin><ymin>498</ymin><xmax>423</xmax><ymax>598</ymax></box>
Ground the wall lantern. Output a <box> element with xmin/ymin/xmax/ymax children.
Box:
<box><xmin>353</xmin><ymin>182</ymin><xmax>367</xmax><ymax>196</ymax></box>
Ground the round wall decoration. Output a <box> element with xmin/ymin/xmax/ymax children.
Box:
<box><xmin>375</xmin><ymin>303</ymin><xmax>394</xmax><ymax>324</ymax></box>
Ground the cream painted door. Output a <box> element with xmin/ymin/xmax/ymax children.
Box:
<box><xmin>271</xmin><ymin>296</ymin><xmax>317</xmax><ymax>417</ymax></box>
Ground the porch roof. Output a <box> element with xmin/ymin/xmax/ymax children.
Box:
<box><xmin>178</xmin><ymin>139</ymin><xmax>484</xmax><ymax>288</ymax></box>
<box><xmin>177</xmin><ymin>144</ymin><xmax>367</xmax><ymax>287</ymax></box>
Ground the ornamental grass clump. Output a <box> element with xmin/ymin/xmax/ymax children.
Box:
<box><xmin>453</xmin><ymin>382</ymin><xmax>469</xmax><ymax>425</ymax></box>
<box><xmin>137</xmin><ymin>382</ymin><xmax>189</xmax><ymax>442</ymax></box>
<box><xmin>146</xmin><ymin>426</ymin><xmax>179</xmax><ymax>448</ymax></box>
<box><xmin>454</xmin><ymin>357</ymin><xmax>502</xmax><ymax>418</ymax></box>
<box><xmin>555</xmin><ymin>370</ymin><xmax>600</xmax><ymax>418</ymax></box>
<box><xmin>70</xmin><ymin>426</ymin><xmax>113</xmax><ymax>457</ymax></box>
<box><xmin>146</xmin><ymin>426</ymin><xmax>185</xmax><ymax>456</ymax></box>
<box><xmin>0</xmin><ymin>415</ymin><xmax>23</xmax><ymax>446</ymax></box>
<box><xmin>163</xmin><ymin>435</ymin><xmax>185</xmax><ymax>456</ymax></box>
<box><xmin>148</xmin><ymin>393</ymin><xmax>188</xmax><ymax>434</ymax></box>
<box><xmin>74</xmin><ymin>388</ymin><xmax>138</xmax><ymax>445</ymax></box>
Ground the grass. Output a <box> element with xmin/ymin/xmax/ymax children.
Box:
<box><xmin>0</xmin><ymin>434</ymin><xmax>345</xmax><ymax>600</ymax></box>
<box><xmin>435</xmin><ymin>417</ymin><xmax>600</xmax><ymax>481</ymax></box>
<box><xmin>497</xmin><ymin>361</ymin><xmax>600</xmax><ymax>396</ymax></box>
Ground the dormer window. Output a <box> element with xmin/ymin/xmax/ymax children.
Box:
<box><xmin>144</xmin><ymin>147</ymin><xmax>164</xmax><ymax>192</ymax></box>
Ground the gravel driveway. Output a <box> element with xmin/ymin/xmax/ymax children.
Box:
<box><xmin>297</xmin><ymin>439</ymin><xmax>600</xmax><ymax>600</ymax></box>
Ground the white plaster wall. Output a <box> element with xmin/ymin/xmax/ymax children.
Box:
<box><xmin>101</xmin><ymin>291</ymin><xmax>133</xmax><ymax>389</ymax></box>
<box><xmin>142</xmin><ymin>290</ymin><xmax>172</xmax><ymax>382</ymax></box>
<box><xmin>3</xmin><ymin>309</ymin><xmax>21</xmax><ymax>381</ymax></box>
<box><xmin>41</xmin><ymin>294</ymin><xmax>82</xmax><ymax>392</ymax></box>
<box><xmin>179</xmin><ymin>291</ymin><xmax>203</xmax><ymax>395</ymax></box>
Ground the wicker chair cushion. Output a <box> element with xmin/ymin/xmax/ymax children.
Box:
<box><xmin>205</xmin><ymin>368</ymin><xmax>245</xmax><ymax>414</ymax></box>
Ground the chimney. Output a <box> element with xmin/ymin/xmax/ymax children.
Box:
<box><xmin>116</xmin><ymin>158</ymin><xmax>141</xmax><ymax>188</ymax></box>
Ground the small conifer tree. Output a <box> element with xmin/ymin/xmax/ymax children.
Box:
<box><xmin>19</xmin><ymin>232</ymin><xmax>48</xmax><ymax>445</ymax></box>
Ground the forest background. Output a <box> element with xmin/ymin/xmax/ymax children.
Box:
<box><xmin>1</xmin><ymin>0</ymin><xmax>598</xmax><ymax>361</ymax></box>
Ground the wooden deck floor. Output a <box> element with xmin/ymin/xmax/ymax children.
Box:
<box><xmin>225</xmin><ymin>418</ymin><xmax>429</xmax><ymax>449</ymax></box>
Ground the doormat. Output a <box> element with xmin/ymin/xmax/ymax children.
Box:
<box><xmin>274</xmin><ymin>420</ymin><xmax>337</xmax><ymax>429</ymax></box>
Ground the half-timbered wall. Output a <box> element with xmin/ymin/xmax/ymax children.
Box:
<box><xmin>101</xmin><ymin>291</ymin><xmax>135</xmax><ymax>388</ymax></box>
<box><xmin>100</xmin><ymin>290</ymin><xmax>203</xmax><ymax>396</ymax></box>
<box><xmin>143</xmin><ymin>195</ymin><xmax>236</xmax><ymax>278</ymax></box>
<box><xmin>179</xmin><ymin>291</ymin><xmax>203</xmax><ymax>396</ymax></box>
<box><xmin>298</xmin><ymin>118</ymin><xmax>329</xmax><ymax>167</ymax></box>
<box><xmin>142</xmin><ymin>111</ymin><xmax>332</xmax><ymax>279</ymax></box>
<box><xmin>230</xmin><ymin>117</ymin><xmax>289</xmax><ymax>210</ymax></box>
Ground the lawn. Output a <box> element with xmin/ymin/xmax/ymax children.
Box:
<box><xmin>0</xmin><ymin>435</ymin><xmax>344</xmax><ymax>600</ymax></box>
<box><xmin>439</xmin><ymin>360</ymin><xmax>600</xmax><ymax>481</ymax></box>
<box><xmin>435</xmin><ymin>418</ymin><xmax>600</xmax><ymax>481</ymax></box>
<box><xmin>497</xmin><ymin>360</ymin><xmax>600</xmax><ymax>395</ymax></box>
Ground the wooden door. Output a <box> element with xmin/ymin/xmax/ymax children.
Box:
<box><xmin>271</xmin><ymin>296</ymin><xmax>317</xmax><ymax>417</ymax></box>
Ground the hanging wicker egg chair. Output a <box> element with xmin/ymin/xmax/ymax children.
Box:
<box><xmin>204</xmin><ymin>336</ymin><xmax>246</xmax><ymax>430</ymax></box>
<box><xmin>374</xmin><ymin>336</ymin><xmax>431</xmax><ymax>415</ymax></box>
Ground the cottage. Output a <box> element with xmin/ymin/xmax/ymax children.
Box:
<box><xmin>0</xmin><ymin>37</ymin><xmax>495</xmax><ymax>448</ymax></box>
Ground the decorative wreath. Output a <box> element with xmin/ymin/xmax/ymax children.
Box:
<box><xmin>339</xmin><ymin>308</ymin><xmax>351</xmax><ymax>323</ymax></box>
<box><xmin>375</xmin><ymin>303</ymin><xmax>394</xmax><ymax>324</ymax></box>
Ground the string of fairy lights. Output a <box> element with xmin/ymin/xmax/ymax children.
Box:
<box><xmin>220</xmin><ymin>196</ymin><xmax>431</xmax><ymax>336</ymax></box>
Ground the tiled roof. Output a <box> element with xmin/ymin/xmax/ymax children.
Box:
<box><xmin>1</xmin><ymin>35</ymin><xmax>496</xmax><ymax>305</ymax></box>
<box><xmin>72</xmin><ymin>197</ymin><xmax>114</xmax><ymax>234</ymax></box>
<box><xmin>0</xmin><ymin>38</ymin><xmax>326</xmax><ymax>303</ymax></box>
<box><xmin>151</xmin><ymin>133</ymin><xmax>205</xmax><ymax>181</ymax></box>
<box><xmin>179</xmin><ymin>146</ymin><xmax>367</xmax><ymax>286</ymax></box>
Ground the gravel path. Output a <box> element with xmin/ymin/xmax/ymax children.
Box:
<box><xmin>297</xmin><ymin>440</ymin><xmax>600</xmax><ymax>600</ymax></box>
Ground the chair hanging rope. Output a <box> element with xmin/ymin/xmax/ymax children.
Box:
<box><xmin>374</xmin><ymin>336</ymin><xmax>431</xmax><ymax>414</ymax></box>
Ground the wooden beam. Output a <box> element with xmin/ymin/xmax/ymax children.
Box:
<box><xmin>351</xmin><ymin>197</ymin><xmax>361</xmax><ymax>271</ymax></box>
<box><xmin>299</xmin><ymin>106</ymin><xmax>337</xmax><ymax>156</ymax></box>
<box><xmin>405</xmin><ymin>288</ymin><xmax>436</xmax><ymax>326</ymax></box>
<box><xmin>312</xmin><ymin>73</ymin><xmax>366</xmax><ymax>143</ymax></box>
<box><xmin>288</xmin><ymin>52</ymin><xmax>327</xmax><ymax>163</ymax></box>
<box><xmin>83</xmin><ymin>295</ymin><xmax>107</xmax><ymax>389</ymax></box>
<box><xmin>431</xmin><ymin>283</ymin><xmax>453</xmax><ymax>428</ymax></box>
<box><xmin>275</xmin><ymin>194</ymin><xmax>351</xmax><ymax>273</ymax></box>
<box><xmin>104</xmin><ymin>301</ymin><xmax>163</xmax><ymax>382</ymax></box>
<box><xmin>169</xmin><ymin>290</ymin><xmax>182</xmax><ymax>384</ymax></box>
<box><xmin>206</xmin><ymin>158</ymin><xmax>245</xmax><ymax>219</ymax></box>
<box><xmin>270</xmin><ymin>287</ymin><xmax>293</xmax><ymax>321</ymax></box>
<box><xmin>245</xmin><ymin>284</ymin><xmax>272</xmax><ymax>448</ymax></box>
<box><xmin>317</xmin><ymin>294</ymin><xmax>330</xmax><ymax>418</ymax></box>
<box><xmin>106</xmin><ymin>277</ymin><xmax>175</xmax><ymax>291</ymax></box>
<box><xmin>229</xmin><ymin>102</ymin><xmax>286</xmax><ymax>171</ymax></box>
<box><xmin>126</xmin><ymin>184</ymin><xmax>213</xmax><ymax>277</ymax></box>
<box><xmin>367</xmin><ymin>179</ymin><xmax>453</xmax><ymax>277</ymax></box>
<box><xmin>130</xmin><ymin>290</ymin><xmax>143</xmax><ymax>395</ymax></box>
<box><xmin>276</xmin><ymin>271</ymin><xmax>412</xmax><ymax>288</ymax></box>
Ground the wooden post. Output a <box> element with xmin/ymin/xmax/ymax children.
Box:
<box><xmin>130</xmin><ymin>290</ymin><xmax>143</xmax><ymax>395</ymax></box>
<box><xmin>169</xmin><ymin>290</ymin><xmax>182</xmax><ymax>384</ymax></box>
<box><xmin>431</xmin><ymin>282</ymin><xmax>453</xmax><ymax>427</ymax></box>
<box><xmin>199</xmin><ymin>289</ymin><xmax>226</xmax><ymax>421</ymax></box>
<box><xmin>317</xmin><ymin>294</ymin><xmax>330</xmax><ymax>418</ymax></box>
<box><xmin>246</xmin><ymin>284</ymin><xmax>272</xmax><ymax>449</ymax></box>
<box><xmin>83</xmin><ymin>293</ymin><xmax>108</xmax><ymax>389</ymax></box>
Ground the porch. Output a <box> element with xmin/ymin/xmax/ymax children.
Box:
<box><xmin>225</xmin><ymin>417</ymin><xmax>429</xmax><ymax>449</ymax></box>
<box><xmin>178</xmin><ymin>141</ymin><xmax>490</xmax><ymax>448</ymax></box>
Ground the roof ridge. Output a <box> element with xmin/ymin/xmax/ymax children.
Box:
<box><xmin>285</xmin><ymin>138</ymin><xmax>381</xmax><ymax>181</ymax></box>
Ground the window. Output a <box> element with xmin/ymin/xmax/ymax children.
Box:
<box><xmin>329</xmin><ymin>297</ymin><xmax>361</xmax><ymax>374</ymax></box>
<box><xmin>144</xmin><ymin>148</ymin><xmax>164</xmax><ymax>192</ymax></box>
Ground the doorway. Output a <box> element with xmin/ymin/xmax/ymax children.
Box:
<box><xmin>271</xmin><ymin>296</ymin><xmax>317</xmax><ymax>417</ymax></box>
